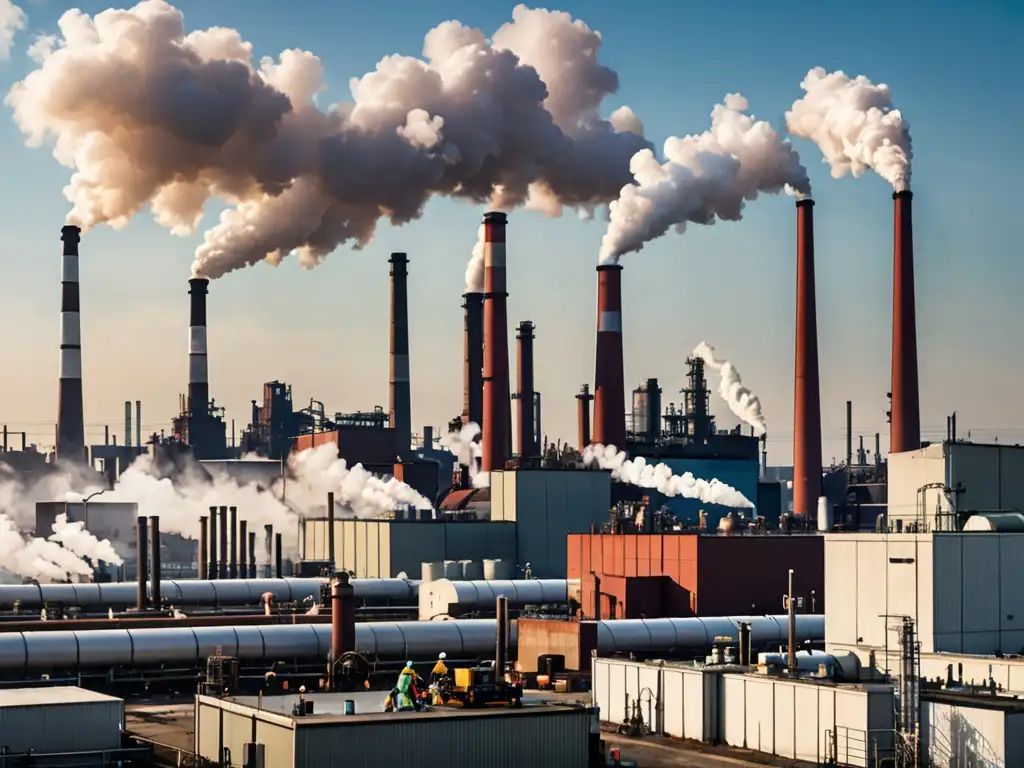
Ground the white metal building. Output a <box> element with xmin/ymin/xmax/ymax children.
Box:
<box><xmin>591</xmin><ymin>657</ymin><xmax>895</xmax><ymax>767</ymax></box>
<box><xmin>921</xmin><ymin>694</ymin><xmax>1024</xmax><ymax>767</ymax></box>
<box><xmin>0</xmin><ymin>687</ymin><xmax>126</xmax><ymax>763</ymax></box>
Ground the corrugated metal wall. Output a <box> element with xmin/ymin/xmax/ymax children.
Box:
<box><xmin>293</xmin><ymin>708</ymin><xmax>591</xmax><ymax>767</ymax></box>
<box><xmin>0</xmin><ymin>696</ymin><xmax>124</xmax><ymax>754</ymax></box>
<box><xmin>195</xmin><ymin>696</ymin><xmax>295</xmax><ymax>768</ymax></box>
<box><xmin>921</xmin><ymin>700</ymin><xmax>1016</xmax><ymax>768</ymax></box>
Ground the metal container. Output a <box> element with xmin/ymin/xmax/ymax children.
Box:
<box><xmin>483</xmin><ymin>558</ymin><xmax>513</xmax><ymax>580</ymax></box>
<box><xmin>442</xmin><ymin>560</ymin><xmax>462</xmax><ymax>581</ymax></box>
<box><xmin>460</xmin><ymin>560</ymin><xmax>484</xmax><ymax>580</ymax></box>
<box><xmin>421</xmin><ymin>562</ymin><xmax>444</xmax><ymax>583</ymax></box>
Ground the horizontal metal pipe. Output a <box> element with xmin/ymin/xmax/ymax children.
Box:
<box><xmin>0</xmin><ymin>614</ymin><xmax>823</xmax><ymax>671</ymax></box>
<box><xmin>420</xmin><ymin>579</ymin><xmax>571</xmax><ymax>619</ymax></box>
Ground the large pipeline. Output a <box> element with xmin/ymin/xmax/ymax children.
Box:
<box><xmin>0</xmin><ymin>615</ymin><xmax>823</xmax><ymax>672</ymax></box>
<box><xmin>419</xmin><ymin>579</ymin><xmax>570</xmax><ymax>619</ymax></box>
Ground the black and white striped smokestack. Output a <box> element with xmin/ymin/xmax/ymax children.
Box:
<box><xmin>188</xmin><ymin>278</ymin><xmax>210</xmax><ymax>418</ymax></box>
<box><xmin>56</xmin><ymin>225</ymin><xmax>86</xmax><ymax>464</ymax></box>
<box><xmin>389</xmin><ymin>252</ymin><xmax>411</xmax><ymax>458</ymax></box>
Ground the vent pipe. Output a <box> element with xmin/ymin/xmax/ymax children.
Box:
<box><xmin>275</xmin><ymin>533</ymin><xmax>283</xmax><ymax>578</ymax></box>
<box><xmin>198</xmin><ymin>515</ymin><xmax>208</xmax><ymax>580</ymax></box>
<box><xmin>229</xmin><ymin>506</ymin><xmax>238</xmax><ymax>579</ymax></box>
<box><xmin>515</xmin><ymin>321</ymin><xmax>536</xmax><ymax>460</ymax></box>
<box><xmin>135</xmin><ymin>400</ymin><xmax>141</xmax><ymax>452</ymax></box>
<box><xmin>239</xmin><ymin>520</ymin><xmax>247</xmax><ymax>580</ymax></box>
<box><xmin>207</xmin><ymin>506</ymin><xmax>218</xmax><ymax>580</ymax></box>
<box><xmin>149</xmin><ymin>516</ymin><xmax>161</xmax><ymax>609</ymax></box>
<box><xmin>389</xmin><ymin>252</ymin><xmax>412</xmax><ymax>458</ymax></box>
<box><xmin>248</xmin><ymin>530</ymin><xmax>256</xmax><ymax>578</ymax></box>
<box><xmin>188</xmin><ymin>278</ymin><xmax>210</xmax><ymax>418</ymax></box>
<box><xmin>495</xmin><ymin>595</ymin><xmax>509</xmax><ymax>678</ymax></box>
<box><xmin>327</xmin><ymin>491</ymin><xmax>336</xmax><ymax>570</ymax></box>
<box><xmin>264</xmin><ymin>524</ymin><xmax>273</xmax><ymax>578</ymax></box>
<box><xmin>593</xmin><ymin>265</ymin><xmax>626</xmax><ymax>449</ymax></box>
<box><xmin>891</xmin><ymin>190</ymin><xmax>920</xmax><ymax>454</ymax></box>
<box><xmin>136</xmin><ymin>516</ymin><xmax>148</xmax><ymax>612</ymax></box>
<box><xmin>462</xmin><ymin>292</ymin><xmax>484</xmax><ymax>431</ymax></box>
<box><xmin>846</xmin><ymin>400</ymin><xmax>853</xmax><ymax>469</ymax></box>
<box><xmin>124</xmin><ymin>401</ymin><xmax>132</xmax><ymax>448</ymax></box>
<box><xmin>481</xmin><ymin>211</ymin><xmax>511</xmax><ymax>473</ymax></box>
<box><xmin>331</xmin><ymin>573</ymin><xmax>356</xmax><ymax>675</ymax></box>
<box><xmin>218</xmin><ymin>505</ymin><xmax>228</xmax><ymax>579</ymax></box>
<box><xmin>793</xmin><ymin>199</ymin><xmax>823</xmax><ymax>519</ymax></box>
<box><xmin>56</xmin><ymin>225</ymin><xmax>86</xmax><ymax>464</ymax></box>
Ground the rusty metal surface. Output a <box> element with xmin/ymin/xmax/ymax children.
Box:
<box><xmin>793</xmin><ymin>198</ymin><xmax>822</xmax><ymax>518</ymax></box>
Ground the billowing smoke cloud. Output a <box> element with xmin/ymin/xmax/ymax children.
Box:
<box><xmin>600</xmin><ymin>93</ymin><xmax>809</xmax><ymax>263</ymax></box>
<box><xmin>465</xmin><ymin>225</ymin><xmax>486</xmax><ymax>294</ymax></box>
<box><xmin>785</xmin><ymin>67</ymin><xmax>912</xmax><ymax>192</ymax></box>
<box><xmin>693</xmin><ymin>341</ymin><xmax>767</xmax><ymax>436</ymax></box>
<box><xmin>8</xmin><ymin>1</ymin><xmax>649</xmax><ymax>280</ymax></box>
<box><xmin>440</xmin><ymin>422</ymin><xmax>489</xmax><ymax>488</ymax></box>
<box><xmin>0</xmin><ymin>514</ymin><xmax>96</xmax><ymax>582</ymax></box>
<box><xmin>0</xmin><ymin>0</ymin><xmax>26</xmax><ymax>61</ymax></box>
<box><xmin>583</xmin><ymin>443</ymin><xmax>753</xmax><ymax>508</ymax></box>
<box><xmin>50</xmin><ymin>513</ymin><xmax>123</xmax><ymax>565</ymax></box>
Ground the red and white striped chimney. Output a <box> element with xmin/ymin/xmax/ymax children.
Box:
<box><xmin>56</xmin><ymin>225</ymin><xmax>86</xmax><ymax>464</ymax></box>
<box><xmin>792</xmin><ymin>198</ymin><xmax>822</xmax><ymax>519</ymax></box>
<box><xmin>480</xmin><ymin>211</ymin><xmax>510</xmax><ymax>473</ymax></box>
<box><xmin>592</xmin><ymin>265</ymin><xmax>626</xmax><ymax>449</ymax></box>
<box><xmin>890</xmin><ymin>190</ymin><xmax>920</xmax><ymax>454</ymax></box>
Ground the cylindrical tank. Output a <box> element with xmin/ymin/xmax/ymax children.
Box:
<box><xmin>421</xmin><ymin>562</ymin><xmax>444</xmax><ymax>583</ymax></box>
<box><xmin>816</xmin><ymin>496</ymin><xmax>833</xmax><ymax>532</ymax></box>
<box><xmin>461</xmin><ymin>561</ymin><xmax>484</xmax><ymax>581</ymax></box>
<box><xmin>442</xmin><ymin>560</ymin><xmax>462</xmax><ymax>581</ymax></box>
<box><xmin>483</xmin><ymin>559</ymin><xmax>513</xmax><ymax>580</ymax></box>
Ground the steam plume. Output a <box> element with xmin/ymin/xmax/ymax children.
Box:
<box><xmin>440</xmin><ymin>422</ymin><xmax>489</xmax><ymax>488</ymax></box>
<box><xmin>0</xmin><ymin>0</ymin><xmax>25</xmax><ymax>61</ymax></box>
<box><xmin>693</xmin><ymin>341</ymin><xmax>767</xmax><ymax>436</ymax></box>
<box><xmin>583</xmin><ymin>443</ymin><xmax>753</xmax><ymax>508</ymax></box>
<box><xmin>50</xmin><ymin>513</ymin><xmax>124</xmax><ymax>565</ymax></box>
<box><xmin>600</xmin><ymin>93</ymin><xmax>809</xmax><ymax>263</ymax></box>
<box><xmin>0</xmin><ymin>514</ymin><xmax>96</xmax><ymax>582</ymax></box>
<box><xmin>785</xmin><ymin>67</ymin><xmax>912</xmax><ymax>192</ymax></box>
<box><xmin>465</xmin><ymin>225</ymin><xmax>486</xmax><ymax>294</ymax></box>
<box><xmin>8</xmin><ymin>1</ymin><xmax>649</xmax><ymax>280</ymax></box>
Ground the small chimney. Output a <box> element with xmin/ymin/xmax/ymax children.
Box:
<box><xmin>135</xmin><ymin>400</ymin><xmax>142</xmax><ymax>452</ymax></box>
<box><xmin>593</xmin><ymin>265</ymin><xmax>626</xmax><ymax>449</ymax></box>
<box><xmin>462</xmin><ymin>292</ymin><xmax>484</xmax><ymax>430</ymax></box>
<box><xmin>576</xmin><ymin>384</ymin><xmax>593</xmax><ymax>451</ymax></box>
<box><xmin>275</xmin><ymin>533</ymin><xmax>283</xmax><ymax>578</ymax></box>
<box><xmin>229</xmin><ymin>506</ymin><xmax>238</xmax><ymax>579</ymax></box>
<box><xmin>188</xmin><ymin>278</ymin><xmax>210</xmax><ymax>418</ymax></box>
<box><xmin>515</xmin><ymin>321</ymin><xmax>537</xmax><ymax>460</ymax></box>
<box><xmin>149</xmin><ymin>515</ymin><xmax>161</xmax><ymax>609</ymax></box>
<box><xmin>495</xmin><ymin>595</ymin><xmax>509</xmax><ymax>677</ymax></box>
<box><xmin>218</xmin><ymin>505</ymin><xmax>228</xmax><ymax>579</ymax></box>
<box><xmin>327</xmin><ymin>491</ymin><xmax>336</xmax><ymax>570</ymax></box>
<box><xmin>56</xmin><ymin>225</ymin><xmax>86</xmax><ymax>464</ymax></box>
<box><xmin>198</xmin><ymin>515</ymin><xmax>208</xmax><ymax>580</ymax></box>
<box><xmin>239</xmin><ymin>520</ymin><xmax>247</xmax><ymax>580</ymax></box>
<box><xmin>389</xmin><ymin>252</ymin><xmax>412</xmax><ymax>458</ymax></box>
<box><xmin>207</xmin><ymin>505</ymin><xmax>218</xmax><ymax>580</ymax></box>
<box><xmin>264</xmin><ymin>524</ymin><xmax>273</xmax><ymax>577</ymax></box>
<box><xmin>124</xmin><ymin>401</ymin><xmax>133</xmax><ymax>448</ymax></box>
<box><xmin>481</xmin><ymin>211</ymin><xmax>511</xmax><ymax>472</ymax></box>
<box><xmin>793</xmin><ymin>199</ymin><xmax>823</xmax><ymax>519</ymax></box>
<box><xmin>330</xmin><ymin>574</ymin><xmax>356</xmax><ymax>676</ymax></box>
<box><xmin>136</xmin><ymin>516</ymin><xmax>148</xmax><ymax>612</ymax></box>
<box><xmin>890</xmin><ymin>190</ymin><xmax>921</xmax><ymax>454</ymax></box>
<box><xmin>845</xmin><ymin>400</ymin><xmax>853</xmax><ymax>468</ymax></box>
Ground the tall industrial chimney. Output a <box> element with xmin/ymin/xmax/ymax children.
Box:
<box><xmin>515</xmin><ymin>321</ymin><xmax>536</xmax><ymax>460</ymax></box>
<box><xmin>218</xmin><ymin>505</ymin><xmax>228</xmax><ymax>579</ymax></box>
<box><xmin>124</xmin><ymin>401</ymin><xmax>132</xmax><ymax>448</ymax></box>
<box><xmin>891</xmin><ymin>190</ymin><xmax>921</xmax><ymax>454</ymax></box>
<box><xmin>136</xmin><ymin>516</ymin><xmax>148</xmax><ymax>612</ymax></box>
<box><xmin>188</xmin><ymin>278</ymin><xmax>210</xmax><ymax>418</ymax></box>
<box><xmin>576</xmin><ymin>384</ymin><xmax>593</xmax><ymax>451</ymax></box>
<box><xmin>56</xmin><ymin>225</ymin><xmax>86</xmax><ymax>464</ymax></box>
<box><xmin>389</xmin><ymin>252</ymin><xmax>412</xmax><ymax>458</ymax></box>
<box><xmin>207</xmin><ymin>505</ymin><xmax>218</xmax><ymax>579</ymax></box>
<box><xmin>462</xmin><ymin>292</ymin><xmax>484</xmax><ymax>428</ymax></box>
<box><xmin>845</xmin><ymin>400</ymin><xmax>853</xmax><ymax>468</ymax></box>
<box><xmin>149</xmin><ymin>515</ymin><xmax>161</xmax><ymax>609</ymax></box>
<box><xmin>481</xmin><ymin>211</ymin><xmax>511</xmax><ymax>473</ymax></box>
<box><xmin>198</xmin><ymin>515</ymin><xmax>208</xmax><ymax>580</ymax></box>
<box><xmin>247</xmin><ymin>530</ymin><xmax>256</xmax><ymax>578</ymax></box>
<box><xmin>264</xmin><ymin>524</ymin><xmax>273</xmax><ymax>578</ymax></box>
<box><xmin>135</xmin><ymin>400</ymin><xmax>142</xmax><ymax>452</ymax></box>
<box><xmin>793</xmin><ymin>198</ymin><xmax>823</xmax><ymax>519</ymax></box>
<box><xmin>593</xmin><ymin>265</ymin><xmax>627</xmax><ymax>449</ymax></box>
<box><xmin>229</xmin><ymin>506</ymin><xmax>238</xmax><ymax>579</ymax></box>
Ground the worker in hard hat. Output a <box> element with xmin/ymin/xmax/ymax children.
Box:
<box><xmin>393</xmin><ymin>661</ymin><xmax>418</xmax><ymax>711</ymax></box>
<box><xmin>430</xmin><ymin>652</ymin><xmax>448</xmax><ymax>683</ymax></box>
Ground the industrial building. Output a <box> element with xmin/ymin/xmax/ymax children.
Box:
<box><xmin>567</xmin><ymin>532</ymin><xmax>824</xmax><ymax>619</ymax></box>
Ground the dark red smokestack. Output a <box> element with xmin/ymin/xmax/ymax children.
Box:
<box><xmin>481</xmin><ymin>211</ymin><xmax>510</xmax><ymax>473</ymax></box>
<box><xmin>516</xmin><ymin>321</ymin><xmax>536</xmax><ymax>459</ymax></box>
<box><xmin>389</xmin><ymin>252</ymin><xmax>411</xmax><ymax>458</ymax></box>
<box><xmin>576</xmin><ymin>384</ymin><xmax>593</xmax><ymax>451</ymax></box>
<box><xmin>891</xmin><ymin>190</ymin><xmax>920</xmax><ymax>454</ymax></box>
<box><xmin>593</xmin><ymin>265</ymin><xmax>626</xmax><ymax>449</ymax></box>
<box><xmin>462</xmin><ymin>292</ymin><xmax>483</xmax><ymax>428</ymax></box>
<box><xmin>793</xmin><ymin>199</ymin><xmax>822</xmax><ymax>519</ymax></box>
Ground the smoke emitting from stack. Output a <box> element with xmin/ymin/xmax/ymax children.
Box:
<box><xmin>792</xmin><ymin>198</ymin><xmax>822</xmax><ymax>517</ymax></box>
<box><xmin>56</xmin><ymin>224</ymin><xmax>85</xmax><ymax>464</ymax></box>
<box><xmin>481</xmin><ymin>211</ymin><xmax>510</xmax><ymax>473</ymax></box>
<box><xmin>389</xmin><ymin>252</ymin><xmax>412</xmax><ymax>457</ymax></box>
<box><xmin>592</xmin><ymin>265</ymin><xmax>626</xmax><ymax>449</ymax></box>
<box><xmin>692</xmin><ymin>342</ymin><xmax>767</xmax><ymax>436</ymax></box>
<box><xmin>188</xmin><ymin>277</ymin><xmax>209</xmax><ymax>417</ymax></box>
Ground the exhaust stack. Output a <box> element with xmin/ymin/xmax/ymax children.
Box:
<box><xmin>515</xmin><ymin>321</ymin><xmax>537</xmax><ymax>460</ymax></box>
<box><xmin>124</xmin><ymin>401</ymin><xmax>132</xmax><ymax>448</ymax></box>
<box><xmin>149</xmin><ymin>516</ymin><xmax>161</xmax><ymax>609</ymax></box>
<box><xmin>793</xmin><ymin>199</ymin><xmax>823</xmax><ymax>519</ymax></box>
<box><xmin>389</xmin><ymin>252</ymin><xmax>412</xmax><ymax>458</ymax></box>
<box><xmin>481</xmin><ymin>211</ymin><xmax>511</xmax><ymax>473</ymax></box>
<box><xmin>891</xmin><ymin>190</ymin><xmax>921</xmax><ymax>454</ymax></box>
<box><xmin>239</xmin><ymin>520</ymin><xmax>247</xmax><ymax>579</ymax></box>
<box><xmin>229</xmin><ymin>506</ymin><xmax>238</xmax><ymax>579</ymax></box>
<box><xmin>218</xmin><ymin>505</ymin><xmax>228</xmax><ymax>579</ymax></box>
<box><xmin>593</xmin><ymin>265</ymin><xmax>626</xmax><ymax>449</ymax></box>
<box><xmin>135</xmin><ymin>400</ymin><xmax>141</xmax><ymax>452</ymax></box>
<box><xmin>462</xmin><ymin>292</ymin><xmax>484</xmax><ymax>429</ymax></box>
<box><xmin>275</xmin><ymin>533</ymin><xmax>283</xmax><ymax>578</ymax></box>
<box><xmin>264</xmin><ymin>524</ymin><xmax>273</xmax><ymax>577</ymax></box>
<box><xmin>56</xmin><ymin>225</ymin><xmax>86</xmax><ymax>464</ymax></box>
<box><xmin>576</xmin><ymin>384</ymin><xmax>593</xmax><ymax>451</ymax></box>
<box><xmin>198</xmin><ymin>515</ymin><xmax>208</xmax><ymax>580</ymax></box>
<box><xmin>136</xmin><ymin>516</ymin><xmax>148</xmax><ymax>612</ymax></box>
<box><xmin>207</xmin><ymin>506</ymin><xmax>218</xmax><ymax>580</ymax></box>
<box><xmin>188</xmin><ymin>278</ymin><xmax>210</xmax><ymax>418</ymax></box>
<box><xmin>248</xmin><ymin>530</ymin><xmax>256</xmax><ymax>578</ymax></box>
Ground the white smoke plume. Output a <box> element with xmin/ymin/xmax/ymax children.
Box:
<box><xmin>0</xmin><ymin>513</ymin><xmax>96</xmax><ymax>582</ymax></box>
<box><xmin>0</xmin><ymin>0</ymin><xmax>26</xmax><ymax>61</ymax></box>
<box><xmin>465</xmin><ymin>225</ymin><xmax>486</xmax><ymax>294</ymax></box>
<box><xmin>50</xmin><ymin>513</ymin><xmax>123</xmax><ymax>565</ymax></box>
<box><xmin>693</xmin><ymin>341</ymin><xmax>767</xmax><ymax>436</ymax></box>
<box><xmin>583</xmin><ymin>443</ymin><xmax>753</xmax><ymax>508</ymax></box>
<box><xmin>440</xmin><ymin>422</ymin><xmax>489</xmax><ymax>488</ymax></box>
<box><xmin>7</xmin><ymin>1</ymin><xmax>650</xmax><ymax>280</ymax></box>
<box><xmin>599</xmin><ymin>93</ymin><xmax>809</xmax><ymax>263</ymax></box>
<box><xmin>785</xmin><ymin>67</ymin><xmax>912</xmax><ymax>192</ymax></box>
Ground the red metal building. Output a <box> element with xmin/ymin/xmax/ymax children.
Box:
<box><xmin>567</xmin><ymin>533</ymin><xmax>824</xmax><ymax>619</ymax></box>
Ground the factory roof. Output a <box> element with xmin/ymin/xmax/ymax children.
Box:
<box><xmin>0</xmin><ymin>686</ymin><xmax>121</xmax><ymax>708</ymax></box>
<box><xmin>438</xmin><ymin>487</ymin><xmax>488</xmax><ymax>510</ymax></box>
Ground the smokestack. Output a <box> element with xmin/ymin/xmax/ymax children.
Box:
<box><xmin>136</xmin><ymin>516</ymin><xmax>148</xmax><ymax>612</ymax></box>
<box><xmin>481</xmin><ymin>211</ymin><xmax>511</xmax><ymax>473</ymax></box>
<box><xmin>331</xmin><ymin>574</ymin><xmax>356</xmax><ymax>661</ymax></box>
<box><xmin>124</xmin><ymin>401</ymin><xmax>132</xmax><ymax>448</ymax></box>
<box><xmin>56</xmin><ymin>225</ymin><xmax>86</xmax><ymax>464</ymax></box>
<box><xmin>149</xmin><ymin>515</ymin><xmax>161</xmax><ymax>609</ymax></box>
<box><xmin>229</xmin><ymin>506</ymin><xmax>238</xmax><ymax>579</ymax></box>
<box><xmin>875</xmin><ymin>432</ymin><xmax>881</xmax><ymax>466</ymax></box>
<box><xmin>264</xmin><ymin>524</ymin><xmax>273</xmax><ymax>577</ymax></box>
<box><xmin>327</xmin><ymin>491</ymin><xmax>336</xmax><ymax>570</ymax></box>
<box><xmin>793</xmin><ymin>199</ymin><xmax>823</xmax><ymax>519</ymax></box>
<box><xmin>135</xmin><ymin>400</ymin><xmax>141</xmax><ymax>452</ymax></box>
<box><xmin>787</xmin><ymin>568</ymin><xmax>796</xmax><ymax>673</ymax></box>
<box><xmin>218</xmin><ymin>505</ymin><xmax>228</xmax><ymax>579</ymax></box>
<box><xmin>462</xmin><ymin>292</ymin><xmax>484</xmax><ymax>429</ymax></box>
<box><xmin>275</xmin><ymin>533</ymin><xmax>283</xmax><ymax>578</ymax></box>
<box><xmin>239</xmin><ymin>520</ymin><xmax>247</xmax><ymax>580</ymax></box>
<box><xmin>845</xmin><ymin>400</ymin><xmax>853</xmax><ymax>468</ymax></box>
<box><xmin>188</xmin><ymin>278</ymin><xmax>210</xmax><ymax>418</ymax></box>
<box><xmin>248</xmin><ymin>530</ymin><xmax>256</xmax><ymax>578</ymax></box>
<box><xmin>646</xmin><ymin>378</ymin><xmax>661</xmax><ymax>441</ymax></box>
<box><xmin>495</xmin><ymin>595</ymin><xmax>509</xmax><ymax>677</ymax></box>
<box><xmin>208</xmin><ymin>506</ymin><xmax>218</xmax><ymax>579</ymax></box>
<box><xmin>516</xmin><ymin>321</ymin><xmax>536</xmax><ymax>460</ymax></box>
<box><xmin>593</xmin><ymin>265</ymin><xmax>626</xmax><ymax>449</ymax></box>
<box><xmin>576</xmin><ymin>385</ymin><xmax>593</xmax><ymax>451</ymax></box>
<box><xmin>388</xmin><ymin>252</ymin><xmax>412</xmax><ymax>458</ymax></box>
<box><xmin>891</xmin><ymin>191</ymin><xmax>921</xmax><ymax>454</ymax></box>
<box><xmin>951</xmin><ymin>411</ymin><xmax>957</xmax><ymax>443</ymax></box>
<box><xmin>198</xmin><ymin>515</ymin><xmax>208</xmax><ymax>580</ymax></box>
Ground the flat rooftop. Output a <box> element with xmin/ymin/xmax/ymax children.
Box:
<box><xmin>0</xmin><ymin>686</ymin><xmax>121</xmax><ymax>707</ymax></box>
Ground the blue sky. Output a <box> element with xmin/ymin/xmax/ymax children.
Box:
<box><xmin>0</xmin><ymin>0</ymin><xmax>1020</xmax><ymax>466</ymax></box>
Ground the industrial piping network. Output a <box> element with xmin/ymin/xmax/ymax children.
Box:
<box><xmin>0</xmin><ymin>578</ymin><xmax>420</xmax><ymax>610</ymax></box>
<box><xmin>0</xmin><ymin>615</ymin><xmax>823</xmax><ymax>672</ymax></box>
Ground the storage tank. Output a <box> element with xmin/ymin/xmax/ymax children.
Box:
<box><xmin>483</xmin><ymin>559</ymin><xmax>513</xmax><ymax>580</ymax></box>
<box><xmin>421</xmin><ymin>562</ymin><xmax>444</xmax><ymax>583</ymax></box>
<box><xmin>816</xmin><ymin>496</ymin><xmax>833</xmax><ymax>532</ymax></box>
<box><xmin>460</xmin><ymin>560</ymin><xmax>484</xmax><ymax>580</ymax></box>
<box><xmin>442</xmin><ymin>560</ymin><xmax>462</xmax><ymax>581</ymax></box>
